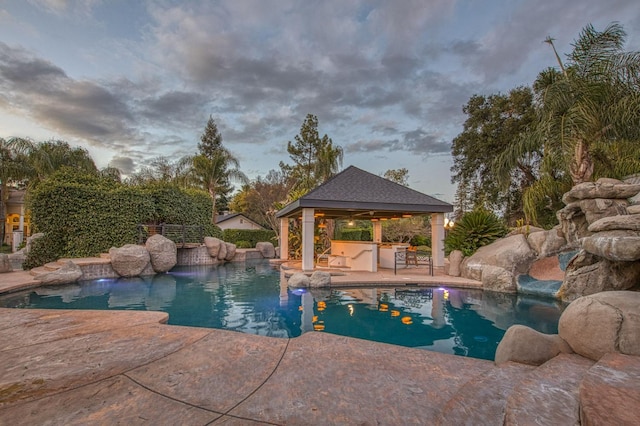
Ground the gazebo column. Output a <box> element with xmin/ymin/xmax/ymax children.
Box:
<box><xmin>431</xmin><ymin>213</ymin><xmax>445</xmax><ymax>268</ymax></box>
<box><xmin>279</xmin><ymin>217</ymin><xmax>289</xmax><ymax>260</ymax></box>
<box><xmin>301</xmin><ymin>208</ymin><xmax>315</xmax><ymax>271</ymax></box>
<box><xmin>372</xmin><ymin>221</ymin><xmax>382</xmax><ymax>243</ymax></box>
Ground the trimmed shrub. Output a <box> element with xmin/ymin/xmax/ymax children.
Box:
<box><xmin>222</xmin><ymin>229</ymin><xmax>276</xmax><ymax>247</ymax></box>
<box><xmin>25</xmin><ymin>169</ymin><xmax>218</xmax><ymax>268</ymax></box>
<box><xmin>235</xmin><ymin>240</ymin><xmax>253</xmax><ymax>248</ymax></box>
<box><xmin>444</xmin><ymin>210</ymin><xmax>507</xmax><ymax>257</ymax></box>
<box><xmin>337</xmin><ymin>228</ymin><xmax>371</xmax><ymax>241</ymax></box>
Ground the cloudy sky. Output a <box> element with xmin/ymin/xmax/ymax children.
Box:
<box><xmin>1</xmin><ymin>1</ymin><xmax>639</xmax><ymax>202</ymax></box>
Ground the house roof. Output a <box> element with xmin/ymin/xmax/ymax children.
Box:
<box><xmin>276</xmin><ymin>165</ymin><xmax>453</xmax><ymax>219</ymax></box>
<box><xmin>215</xmin><ymin>213</ymin><xmax>264</xmax><ymax>228</ymax></box>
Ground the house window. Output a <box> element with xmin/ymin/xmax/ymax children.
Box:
<box><xmin>240</xmin><ymin>219</ymin><xmax>244</xmax><ymax>223</ymax></box>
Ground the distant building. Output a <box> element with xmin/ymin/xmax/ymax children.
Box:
<box><xmin>3</xmin><ymin>189</ymin><xmax>31</xmax><ymax>249</ymax></box>
<box><xmin>215</xmin><ymin>212</ymin><xmax>265</xmax><ymax>231</ymax></box>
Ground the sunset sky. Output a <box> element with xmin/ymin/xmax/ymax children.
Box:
<box><xmin>1</xmin><ymin>1</ymin><xmax>639</xmax><ymax>201</ymax></box>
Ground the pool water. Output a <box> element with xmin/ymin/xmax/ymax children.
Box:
<box><xmin>0</xmin><ymin>260</ymin><xmax>566</xmax><ymax>361</ymax></box>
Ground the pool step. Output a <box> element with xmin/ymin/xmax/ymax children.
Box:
<box><xmin>434</xmin><ymin>361</ymin><xmax>535</xmax><ymax>425</ymax></box>
<box><xmin>504</xmin><ymin>353</ymin><xmax>594</xmax><ymax>425</ymax></box>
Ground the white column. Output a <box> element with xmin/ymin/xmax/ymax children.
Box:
<box><xmin>19</xmin><ymin>205</ymin><xmax>24</xmax><ymax>232</ymax></box>
<box><xmin>301</xmin><ymin>208</ymin><xmax>315</xmax><ymax>271</ymax></box>
<box><xmin>279</xmin><ymin>217</ymin><xmax>289</xmax><ymax>260</ymax></box>
<box><xmin>431</xmin><ymin>213</ymin><xmax>445</xmax><ymax>268</ymax></box>
<box><xmin>372</xmin><ymin>221</ymin><xmax>382</xmax><ymax>243</ymax></box>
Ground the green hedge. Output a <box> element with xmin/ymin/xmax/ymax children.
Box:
<box><xmin>222</xmin><ymin>229</ymin><xmax>277</xmax><ymax>247</ymax></box>
<box><xmin>337</xmin><ymin>228</ymin><xmax>371</xmax><ymax>241</ymax></box>
<box><xmin>24</xmin><ymin>168</ymin><xmax>219</xmax><ymax>268</ymax></box>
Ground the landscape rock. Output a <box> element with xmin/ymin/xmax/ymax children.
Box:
<box><xmin>588</xmin><ymin>213</ymin><xmax>640</xmax><ymax>232</ymax></box>
<box><xmin>288</xmin><ymin>272</ymin><xmax>310</xmax><ymax>288</ymax></box>
<box><xmin>578</xmin><ymin>198</ymin><xmax>629</xmax><ymax>224</ymax></box>
<box><xmin>581</xmin><ymin>230</ymin><xmax>640</xmax><ymax>261</ymax></box>
<box><xmin>461</xmin><ymin>234</ymin><xmax>535</xmax><ymax>282</ymax></box>
<box><xmin>309</xmin><ymin>271</ymin><xmax>331</xmax><ymax>287</ymax></box>
<box><xmin>526</xmin><ymin>226</ymin><xmax>567</xmax><ymax>258</ymax></box>
<box><xmin>558</xmin><ymin>251</ymin><xmax>640</xmax><ymax>302</ymax></box>
<box><xmin>109</xmin><ymin>244</ymin><xmax>151</xmax><ymax>277</ymax></box>
<box><xmin>557</xmin><ymin>202</ymin><xmax>591</xmax><ymax>247</ymax></box>
<box><xmin>447</xmin><ymin>250</ymin><xmax>463</xmax><ymax>277</ymax></box>
<box><xmin>562</xmin><ymin>179</ymin><xmax>640</xmax><ymax>204</ymax></box>
<box><xmin>256</xmin><ymin>242</ymin><xmax>276</xmax><ymax>259</ymax></box>
<box><xmin>145</xmin><ymin>234</ymin><xmax>177</xmax><ymax>273</ymax></box>
<box><xmin>495</xmin><ymin>325</ymin><xmax>572</xmax><ymax>366</ymax></box>
<box><xmin>558</xmin><ymin>291</ymin><xmax>640</xmax><ymax>360</ymax></box>
<box><xmin>224</xmin><ymin>243</ymin><xmax>236</xmax><ymax>261</ymax></box>
<box><xmin>38</xmin><ymin>261</ymin><xmax>83</xmax><ymax>285</ymax></box>
<box><xmin>626</xmin><ymin>204</ymin><xmax>640</xmax><ymax>214</ymax></box>
<box><xmin>481</xmin><ymin>265</ymin><xmax>516</xmax><ymax>293</ymax></box>
<box><xmin>0</xmin><ymin>254</ymin><xmax>11</xmax><ymax>273</ymax></box>
<box><xmin>204</xmin><ymin>237</ymin><xmax>223</xmax><ymax>258</ymax></box>
<box><xmin>216</xmin><ymin>241</ymin><xmax>227</xmax><ymax>261</ymax></box>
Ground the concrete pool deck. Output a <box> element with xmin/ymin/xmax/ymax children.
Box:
<box><xmin>1</xmin><ymin>267</ymin><xmax>639</xmax><ymax>424</ymax></box>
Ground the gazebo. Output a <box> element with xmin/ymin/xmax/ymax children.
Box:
<box><xmin>276</xmin><ymin>166</ymin><xmax>453</xmax><ymax>271</ymax></box>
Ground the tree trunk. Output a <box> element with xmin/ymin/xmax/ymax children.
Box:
<box><xmin>570</xmin><ymin>139</ymin><xmax>594</xmax><ymax>184</ymax></box>
<box><xmin>209</xmin><ymin>189</ymin><xmax>217</xmax><ymax>226</ymax></box>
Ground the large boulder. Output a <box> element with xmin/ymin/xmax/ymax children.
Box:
<box><xmin>204</xmin><ymin>237</ymin><xmax>223</xmax><ymax>258</ymax></box>
<box><xmin>310</xmin><ymin>271</ymin><xmax>331</xmax><ymax>287</ymax></box>
<box><xmin>481</xmin><ymin>265</ymin><xmax>516</xmax><ymax>293</ymax></box>
<box><xmin>224</xmin><ymin>243</ymin><xmax>236</xmax><ymax>261</ymax></box>
<box><xmin>581</xmin><ymin>230</ymin><xmax>640</xmax><ymax>261</ymax></box>
<box><xmin>447</xmin><ymin>250</ymin><xmax>463</xmax><ymax>277</ymax></box>
<box><xmin>288</xmin><ymin>272</ymin><xmax>310</xmax><ymax>288</ymax></box>
<box><xmin>109</xmin><ymin>244</ymin><xmax>150</xmax><ymax>277</ymax></box>
<box><xmin>526</xmin><ymin>226</ymin><xmax>567</xmax><ymax>258</ymax></box>
<box><xmin>256</xmin><ymin>242</ymin><xmax>276</xmax><ymax>259</ymax></box>
<box><xmin>558</xmin><ymin>291</ymin><xmax>640</xmax><ymax>360</ymax></box>
<box><xmin>562</xmin><ymin>179</ymin><xmax>640</xmax><ymax>204</ymax></box>
<box><xmin>145</xmin><ymin>234</ymin><xmax>177</xmax><ymax>273</ymax></box>
<box><xmin>495</xmin><ymin>325</ymin><xmax>572</xmax><ymax>366</ymax></box>
<box><xmin>578</xmin><ymin>198</ymin><xmax>629</xmax><ymax>225</ymax></box>
<box><xmin>38</xmin><ymin>261</ymin><xmax>83</xmax><ymax>285</ymax></box>
<box><xmin>0</xmin><ymin>254</ymin><xmax>11</xmax><ymax>273</ymax></box>
<box><xmin>461</xmin><ymin>234</ymin><xmax>536</xmax><ymax>282</ymax></box>
<box><xmin>217</xmin><ymin>241</ymin><xmax>227</xmax><ymax>261</ymax></box>
<box><xmin>558</xmin><ymin>250</ymin><xmax>640</xmax><ymax>302</ymax></box>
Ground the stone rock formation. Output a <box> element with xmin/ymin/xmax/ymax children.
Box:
<box><xmin>495</xmin><ymin>324</ymin><xmax>572</xmax><ymax>366</ymax></box>
<box><xmin>256</xmin><ymin>242</ymin><xmax>276</xmax><ymax>259</ymax></box>
<box><xmin>288</xmin><ymin>272</ymin><xmax>310</xmax><ymax>288</ymax></box>
<box><xmin>217</xmin><ymin>241</ymin><xmax>227</xmax><ymax>260</ymax></box>
<box><xmin>0</xmin><ymin>254</ymin><xmax>11</xmax><ymax>273</ymax></box>
<box><xmin>558</xmin><ymin>291</ymin><xmax>640</xmax><ymax>361</ymax></box>
<box><xmin>204</xmin><ymin>237</ymin><xmax>223</xmax><ymax>258</ymax></box>
<box><xmin>310</xmin><ymin>271</ymin><xmax>331</xmax><ymax>287</ymax></box>
<box><xmin>38</xmin><ymin>261</ymin><xmax>83</xmax><ymax>285</ymax></box>
<box><xmin>447</xmin><ymin>250</ymin><xmax>463</xmax><ymax>277</ymax></box>
<box><xmin>224</xmin><ymin>243</ymin><xmax>236</xmax><ymax>261</ymax></box>
<box><xmin>109</xmin><ymin>244</ymin><xmax>151</xmax><ymax>277</ymax></box>
<box><xmin>145</xmin><ymin>234</ymin><xmax>177</xmax><ymax>273</ymax></box>
<box><xmin>461</xmin><ymin>234</ymin><xmax>536</xmax><ymax>292</ymax></box>
<box><xmin>555</xmin><ymin>177</ymin><xmax>640</xmax><ymax>301</ymax></box>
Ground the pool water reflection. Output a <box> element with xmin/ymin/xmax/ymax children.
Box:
<box><xmin>0</xmin><ymin>260</ymin><xmax>566</xmax><ymax>361</ymax></box>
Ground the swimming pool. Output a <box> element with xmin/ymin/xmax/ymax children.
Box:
<box><xmin>0</xmin><ymin>260</ymin><xmax>566</xmax><ymax>361</ymax></box>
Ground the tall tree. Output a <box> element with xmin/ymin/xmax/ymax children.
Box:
<box><xmin>198</xmin><ymin>116</ymin><xmax>224</xmax><ymax>160</ymax></box>
<box><xmin>27</xmin><ymin>140</ymin><xmax>97</xmax><ymax>185</ymax></box>
<box><xmin>383</xmin><ymin>168</ymin><xmax>409</xmax><ymax>186</ymax></box>
<box><xmin>282</xmin><ymin>114</ymin><xmax>343</xmax><ymax>195</ymax></box>
<box><xmin>188</xmin><ymin>151</ymin><xmax>247</xmax><ymax>224</ymax></box>
<box><xmin>451</xmin><ymin>87</ymin><xmax>537</xmax><ymax>223</ymax></box>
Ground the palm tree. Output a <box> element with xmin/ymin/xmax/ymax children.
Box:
<box><xmin>496</xmin><ymin>23</ymin><xmax>640</xmax><ymax>225</ymax></box>
<box><xmin>187</xmin><ymin>151</ymin><xmax>248</xmax><ymax>224</ymax></box>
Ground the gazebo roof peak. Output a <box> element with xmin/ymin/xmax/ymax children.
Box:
<box><xmin>276</xmin><ymin>165</ymin><xmax>452</xmax><ymax>218</ymax></box>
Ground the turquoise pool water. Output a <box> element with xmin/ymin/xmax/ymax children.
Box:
<box><xmin>0</xmin><ymin>260</ymin><xmax>566</xmax><ymax>360</ymax></box>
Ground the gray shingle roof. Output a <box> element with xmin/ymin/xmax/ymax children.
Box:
<box><xmin>276</xmin><ymin>166</ymin><xmax>452</xmax><ymax>218</ymax></box>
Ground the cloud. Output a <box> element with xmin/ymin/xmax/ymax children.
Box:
<box><xmin>109</xmin><ymin>155</ymin><xmax>135</xmax><ymax>174</ymax></box>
